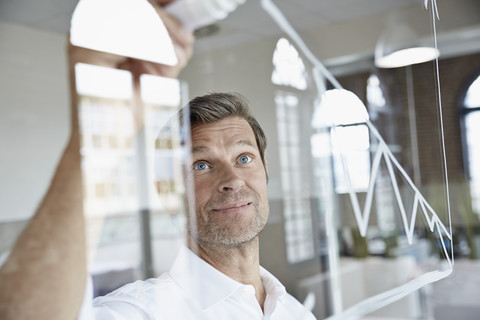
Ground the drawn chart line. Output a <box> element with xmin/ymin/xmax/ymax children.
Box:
<box><xmin>367</xmin><ymin>121</ymin><xmax>453</xmax><ymax>239</ymax></box>
<box><xmin>428</xmin><ymin>0</ymin><xmax>455</xmax><ymax>266</ymax></box>
<box><xmin>261</xmin><ymin>0</ymin><xmax>453</xmax><ymax>318</ymax></box>
<box><xmin>424</xmin><ymin>0</ymin><xmax>440</xmax><ymax>20</ymax></box>
<box><xmin>410</xmin><ymin>193</ymin><xmax>421</xmax><ymax>243</ymax></box>
<box><xmin>334</xmin><ymin>127</ymin><xmax>452</xmax><ymax>256</ymax></box>
<box><xmin>325</xmin><ymin>267</ymin><xmax>452</xmax><ymax>320</ymax></box>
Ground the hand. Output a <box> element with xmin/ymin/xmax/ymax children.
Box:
<box><xmin>134</xmin><ymin>0</ymin><xmax>195</xmax><ymax>78</ymax></box>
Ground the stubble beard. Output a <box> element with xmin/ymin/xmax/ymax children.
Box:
<box><xmin>189</xmin><ymin>190</ymin><xmax>269</xmax><ymax>248</ymax></box>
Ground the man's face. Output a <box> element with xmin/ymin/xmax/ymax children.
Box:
<box><xmin>188</xmin><ymin>116</ymin><xmax>269</xmax><ymax>247</ymax></box>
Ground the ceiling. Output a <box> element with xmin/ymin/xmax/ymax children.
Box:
<box><xmin>192</xmin><ymin>0</ymin><xmax>421</xmax><ymax>53</ymax></box>
<box><xmin>2</xmin><ymin>0</ymin><xmax>480</xmax><ymax>66</ymax></box>
<box><xmin>0</xmin><ymin>0</ymin><xmax>420</xmax><ymax>54</ymax></box>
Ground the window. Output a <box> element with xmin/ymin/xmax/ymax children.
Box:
<box><xmin>141</xmin><ymin>74</ymin><xmax>185</xmax><ymax>214</ymax></box>
<box><xmin>75</xmin><ymin>63</ymin><xmax>137</xmax><ymax>218</ymax></box>
<box><xmin>331</xmin><ymin>124</ymin><xmax>371</xmax><ymax>193</ymax></box>
<box><xmin>461</xmin><ymin>74</ymin><xmax>480</xmax><ymax>217</ymax></box>
<box><xmin>366</xmin><ymin>74</ymin><xmax>386</xmax><ymax>121</ymax></box>
<box><xmin>272</xmin><ymin>38</ymin><xmax>314</xmax><ymax>263</ymax></box>
<box><xmin>272</xmin><ymin>38</ymin><xmax>307</xmax><ymax>91</ymax></box>
<box><xmin>275</xmin><ymin>93</ymin><xmax>315</xmax><ymax>263</ymax></box>
<box><xmin>70</xmin><ymin>11</ymin><xmax>186</xmax><ymax>284</ymax></box>
<box><xmin>312</xmin><ymin>89</ymin><xmax>371</xmax><ymax>194</ymax></box>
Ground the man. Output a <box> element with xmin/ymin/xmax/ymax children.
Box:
<box><xmin>91</xmin><ymin>93</ymin><xmax>316</xmax><ymax>319</ymax></box>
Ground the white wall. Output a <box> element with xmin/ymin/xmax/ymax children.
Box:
<box><xmin>0</xmin><ymin>21</ymin><xmax>70</xmax><ymax>222</ymax></box>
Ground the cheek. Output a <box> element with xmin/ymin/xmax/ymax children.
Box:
<box><xmin>193</xmin><ymin>177</ymin><xmax>210</xmax><ymax>207</ymax></box>
<box><xmin>249</xmin><ymin>170</ymin><xmax>269</xmax><ymax>196</ymax></box>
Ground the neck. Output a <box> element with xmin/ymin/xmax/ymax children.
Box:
<box><xmin>187</xmin><ymin>235</ymin><xmax>266</xmax><ymax>310</ymax></box>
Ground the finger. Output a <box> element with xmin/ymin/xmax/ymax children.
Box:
<box><xmin>149</xmin><ymin>0</ymin><xmax>195</xmax><ymax>49</ymax></box>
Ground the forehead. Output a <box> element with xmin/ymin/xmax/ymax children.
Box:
<box><xmin>191</xmin><ymin>116</ymin><xmax>256</xmax><ymax>147</ymax></box>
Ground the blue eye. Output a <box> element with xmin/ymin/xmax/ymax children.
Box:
<box><xmin>193</xmin><ymin>162</ymin><xmax>209</xmax><ymax>170</ymax></box>
<box><xmin>238</xmin><ymin>155</ymin><xmax>252</xmax><ymax>164</ymax></box>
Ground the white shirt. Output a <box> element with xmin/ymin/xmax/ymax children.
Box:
<box><xmin>91</xmin><ymin>246</ymin><xmax>316</xmax><ymax>320</ymax></box>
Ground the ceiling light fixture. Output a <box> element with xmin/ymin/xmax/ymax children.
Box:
<box><xmin>375</xmin><ymin>23</ymin><xmax>439</xmax><ymax>68</ymax></box>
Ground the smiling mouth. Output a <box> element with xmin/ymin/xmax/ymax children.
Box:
<box><xmin>212</xmin><ymin>201</ymin><xmax>252</xmax><ymax>212</ymax></box>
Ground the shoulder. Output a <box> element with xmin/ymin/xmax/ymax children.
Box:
<box><xmin>92</xmin><ymin>274</ymin><xmax>180</xmax><ymax>319</ymax></box>
<box><xmin>95</xmin><ymin>274</ymin><xmax>175</xmax><ymax>301</ymax></box>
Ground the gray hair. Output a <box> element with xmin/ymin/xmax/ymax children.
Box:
<box><xmin>182</xmin><ymin>92</ymin><xmax>267</xmax><ymax>166</ymax></box>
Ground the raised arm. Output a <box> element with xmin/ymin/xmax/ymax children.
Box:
<box><xmin>0</xmin><ymin>130</ymin><xmax>87</xmax><ymax>320</ymax></box>
<box><xmin>0</xmin><ymin>2</ymin><xmax>193</xmax><ymax>319</ymax></box>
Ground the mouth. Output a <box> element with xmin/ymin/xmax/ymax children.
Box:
<box><xmin>212</xmin><ymin>201</ymin><xmax>252</xmax><ymax>213</ymax></box>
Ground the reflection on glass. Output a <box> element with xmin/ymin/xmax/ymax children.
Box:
<box><xmin>272</xmin><ymin>38</ymin><xmax>314</xmax><ymax>263</ymax></box>
<box><xmin>76</xmin><ymin>63</ymin><xmax>137</xmax><ymax>218</ymax></box>
<box><xmin>141</xmin><ymin>74</ymin><xmax>183</xmax><ymax>213</ymax></box>
<box><xmin>75</xmin><ymin>63</ymin><xmax>186</xmax><ymax>294</ymax></box>
<box><xmin>275</xmin><ymin>92</ymin><xmax>315</xmax><ymax>263</ymax></box>
<box><xmin>75</xmin><ymin>62</ymin><xmax>141</xmax><ymax>295</ymax></box>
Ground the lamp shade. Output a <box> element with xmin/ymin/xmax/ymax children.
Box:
<box><xmin>375</xmin><ymin>24</ymin><xmax>438</xmax><ymax>68</ymax></box>
<box><xmin>70</xmin><ymin>0</ymin><xmax>178</xmax><ymax>66</ymax></box>
<box><xmin>312</xmin><ymin>89</ymin><xmax>370</xmax><ymax>128</ymax></box>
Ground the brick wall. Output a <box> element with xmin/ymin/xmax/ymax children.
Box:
<box><xmin>337</xmin><ymin>51</ymin><xmax>480</xmax><ymax>228</ymax></box>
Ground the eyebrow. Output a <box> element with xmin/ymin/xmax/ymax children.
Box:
<box><xmin>191</xmin><ymin>139</ymin><xmax>256</xmax><ymax>154</ymax></box>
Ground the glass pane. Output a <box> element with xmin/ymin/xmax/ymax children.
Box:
<box><xmin>4</xmin><ymin>1</ymin><xmax>478</xmax><ymax>320</ymax></box>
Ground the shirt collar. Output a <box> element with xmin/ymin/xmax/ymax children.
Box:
<box><xmin>259</xmin><ymin>266</ymin><xmax>287</xmax><ymax>300</ymax></box>
<box><xmin>169</xmin><ymin>246</ymin><xmax>243</xmax><ymax>310</ymax></box>
<box><xmin>168</xmin><ymin>246</ymin><xmax>287</xmax><ymax>310</ymax></box>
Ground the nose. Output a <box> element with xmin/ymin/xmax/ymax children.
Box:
<box><xmin>217</xmin><ymin>165</ymin><xmax>245</xmax><ymax>192</ymax></box>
